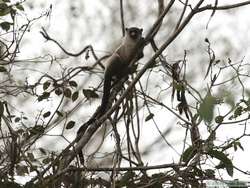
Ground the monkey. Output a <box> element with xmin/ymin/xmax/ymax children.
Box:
<box><xmin>77</xmin><ymin>27</ymin><xmax>144</xmax><ymax>136</ymax></box>
<box><xmin>99</xmin><ymin>27</ymin><xmax>144</xmax><ymax>114</ymax></box>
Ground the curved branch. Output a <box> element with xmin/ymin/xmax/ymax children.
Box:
<box><xmin>197</xmin><ymin>1</ymin><xmax>250</xmax><ymax>12</ymax></box>
<box><xmin>40</xmin><ymin>27</ymin><xmax>90</xmax><ymax>57</ymax></box>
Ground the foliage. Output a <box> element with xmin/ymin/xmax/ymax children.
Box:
<box><xmin>1</xmin><ymin>0</ymin><xmax>250</xmax><ymax>187</ymax></box>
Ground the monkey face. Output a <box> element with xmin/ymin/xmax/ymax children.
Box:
<box><xmin>126</xmin><ymin>27</ymin><xmax>143</xmax><ymax>40</ymax></box>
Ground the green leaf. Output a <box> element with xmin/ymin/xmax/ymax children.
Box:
<box><xmin>0</xmin><ymin>21</ymin><xmax>12</xmax><ymax>31</ymax></box>
<box><xmin>72</xmin><ymin>91</ymin><xmax>79</xmax><ymax>102</ymax></box>
<box><xmin>38</xmin><ymin>92</ymin><xmax>50</xmax><ymax>101</ymax></box>
<box><xmin>39</xmin><ymin>147</ymin><xmax>47</xmax><ymax>155</ymax></box>
<box><xmin>16</xmin><ymin>165</ymin><xmax>28</xmax><ymax>176</ymax></box>
<box><xmin>145</xmin><ymin>113</ymin><xmax>154</xmax><ymax>121</ymax></box>
<box><xmin>237</xmin><ymin>142</ymin><xmax>244</xmax><ymax>151</ymax></box>
<box><xmin>234</xmin><ymin>106</ymin><xmax>243</xmax><ymax>118</ymax></box>
<box><xmin>55</xmin><ymin>88</ymin><xmax>62</xmax><ymax>96</ymax></box>
<box><xmin>42</xmin><ymin>157</ymin><xmax>51</xmax><ymax>164</ymax></box>
<box><xmin>43</xmin><ymin>81</ymin><xmax>50</xmax><ymax>90</ymax></box>
<box><xmin>30</xmin><ymin>165</ymin><xmax>38</xmax><ymax>173</ymax></box>
<box><xmin>233</xmin><ymin>141</ymin><xmax>244</xmax><ymax>151</ymax></box>
<box><xmin>14</xmin><ymin>117</ymin><xmax>21</xmax><ymax>122</ymax></box>
<box><xmin>181</xmin><ymin>146</ymin><xmax>196</xmax><ymax>163</ymax></box>
<box><xmin>193</xmin><ymin>113</ymin><xmax>199</xmax><ymax>122</ymax></box>
<box><xmin>43</xmin><ymin>111</ymin><xmax>51</xmax><ymax>118</ymax></box>
<box><xmin>69</xmin><ymin>80</ymin><xmax>78</xmax><ymax>87</ymax></box>
<box><xmin>15</xmin><ymin>3</ymin><xmax>24</xmax><ymax>11</ymax></box>
<box><xmin>29</xmin><ymin>125</ymin><xmax>45</xmax><ymax>135</ymax></box>
<box><xmin>66</xmin><ymin>120</ymin><xmax>75</xmax><ymax>129</ymax></box>
<box><xmin>233</xmin><ymin>143</ymin><xmax>237</xmax><ymax>151</ymax></box>
<box><xmin>64</xmin><ymin>88</ymin><xmax>72</xmax><ymax>98</ymax></box>
<box><xmin>204</xmin><ymin>169</ymin><xmax>215</xmax><ymax>178</ymax></box>
<box><xmin>208</xmin><ymin>149</ymin><xmax>233</xmax><ymax>177</ymax></box>
<box><xmin>56</xmin><ymin>110</ymin><xmax>63</xmax><ymax>117</ymax></box>
<box><xmin>173</xmin><ymin>82</ymin><xmax>183</xmax><ymax>91</ymax></box>
<box><xmin>119</xmin><ymin>171</ymin><xmax>135</xmax><ymax>185</ymax></box>
<box><xmin>0</xmin><ymin>66</ymin><xmax>7</xmax><ymax>72</ymax></box>
<box><xmin>82</xmin><ymin>89</ymin><xmax>99</xmax><ymax>99</ymax></box>
<box><xmin>215</xmin><ymin>115</ymin><xmax>223</xmax><ymax>124</ymax></box>
<box><xmin>0</xmin><ymin>3</ymin><xmax>11</xmax><ymax>16</ymax></box>
<box><xmin>27</xmin><ymin>152</ymin><xmax>36</xmax><ymax>162</ymax></box>
<box><xmin>198</xmin><ymin>94</ymin><xmax>216</xmax><ymax>124</ymax></box>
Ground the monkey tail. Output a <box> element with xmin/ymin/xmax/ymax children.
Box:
<box><xmin>99</xmin><ymin>76</ymin><xmax>112</xmax><ymax>114</ymax></box>
<box><xmin>77</xmin><ymin>77</ymin><xmax>111</xmax><ymax>136</ymax></box>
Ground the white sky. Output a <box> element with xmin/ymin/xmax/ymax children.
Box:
<box><xmin>5</xmin><ymin>0</ymin><xmax>250</xmax><ymax>185</ymax></box>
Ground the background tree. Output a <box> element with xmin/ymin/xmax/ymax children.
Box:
<box><xmin>1</xmin><ymin>0</ymin><xmax>250</xmax><ymax>187</ymax></box>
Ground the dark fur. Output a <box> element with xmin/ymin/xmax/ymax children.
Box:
<box><xmin>77</xmin><ymin>27</ymin><xmax>144</xmax><ymax>136</ymax></box>
<box><xmin>99</xmin><ymin>27</ymin><xmax>144</xmax><ymax>114</ymax></box>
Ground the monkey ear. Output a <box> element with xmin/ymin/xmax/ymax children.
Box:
<box><xmin>140</xmin><ymin>28</ymin><xmax>143</xmax><ymax>33</ymax></box>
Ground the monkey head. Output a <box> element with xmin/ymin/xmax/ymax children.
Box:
<box><xmin>125</xmin><ymin>27</ymin><xmax>143</xmax><ymax>40</ymax></box>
